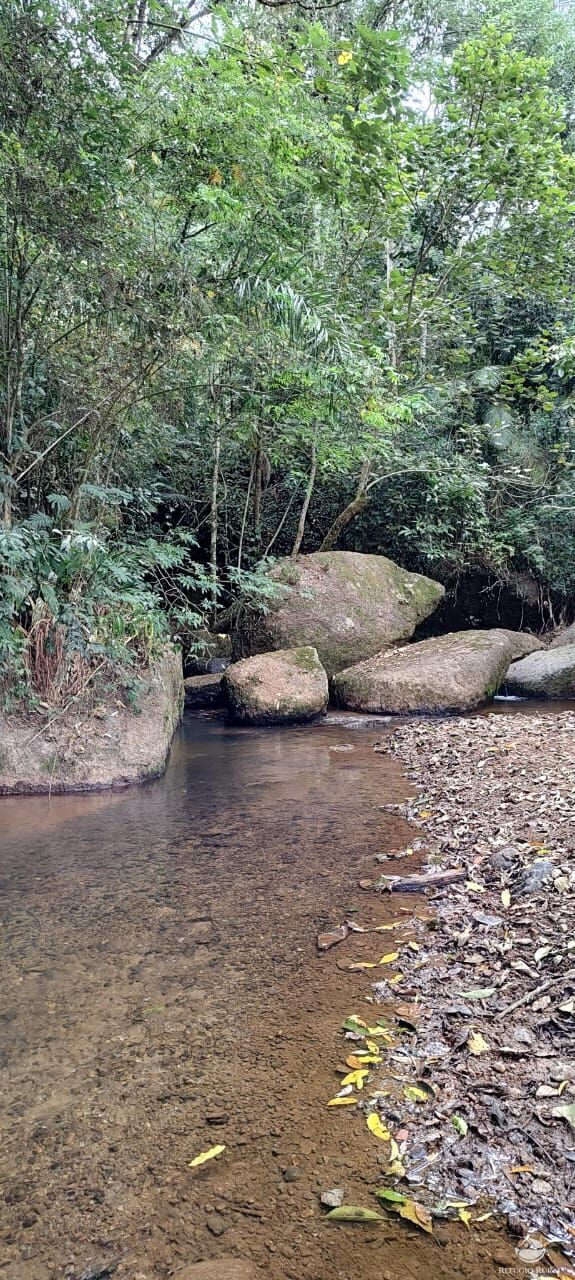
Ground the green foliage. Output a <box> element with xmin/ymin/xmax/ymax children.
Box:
<box><xmin>2</xmin><ymin>0</ymin><xmax>575</xmax><ymax>705</ymax></box>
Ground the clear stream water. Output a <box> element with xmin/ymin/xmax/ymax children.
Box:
<box><xmin>0</xmin><ymin>706</ymin><xmax>567</xmax><ymax>1280</ymax></box>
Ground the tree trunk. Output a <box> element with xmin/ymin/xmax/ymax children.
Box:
<box><xmin>319</xmin><ymin>493</ymin><xmax>368</xmax><ymax>552</ymax></box>
<box><xmin>319</xmin><ymin>458</ymin><xmax>371</xmax><ymax>552</ymax></box>
<box><xmin>209</xmin><ymin>416</ymin><xmax>221</xmax><ymax>625</ymax></box>
<box><xmin>291</xmin><ymin>441</ymin><xmax>316</xmax><ymax>557</ymax></box>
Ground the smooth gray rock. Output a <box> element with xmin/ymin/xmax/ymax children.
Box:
<box><xmin>333</xmin><ymin>629</ymin><xmax>518</xmax><ymax>714</ymax></box>
<box><xmin>223</xmin><ymin>646</ymin><xmax>328</xmax><ymax>725</ymax></box>
<box><xmin>506</xmin><ymin>644</ymin><xmax>575</xmax><ymax>698</ymax></box>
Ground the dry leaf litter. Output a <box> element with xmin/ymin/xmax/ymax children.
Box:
<box><xmin>323</xmin><ymin>710</ymin><xmax>575</xmax><ymax>1271</ymax></box>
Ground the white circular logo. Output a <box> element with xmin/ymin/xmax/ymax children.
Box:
<box><xmin>515</xmin><ymin>1237</ymin><xmax>546</xmax><ymax>1264</ymax></box>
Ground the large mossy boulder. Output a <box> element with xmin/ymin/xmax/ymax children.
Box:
<box><xmin>223</xmin><ymin>646</ymin><xmax>328</xmax><ymax>725</ymax></box>
<box><xmin>0</xmin><ymin>647</ymin><xmax>184</xmax><ymax>795</ymax></box>
<box><xmin>506</xmin><ymin>645</ymin><xmax>575</xmax><ymax>699</ymax></box>
<box><xmin>232</xmin><ymin>552</ymin><xmax>444</xmax><ymax>676</ymax></box>
<box><xmin>333</xmin><ymin>629</ymin><xmax>523</xmax><ymax>715</ymax></box>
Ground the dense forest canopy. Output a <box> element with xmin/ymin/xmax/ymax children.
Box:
<box><xmin>2</xmin><ymin>0</ymin><xmax>575</xmax><ymax>699</ymax></box>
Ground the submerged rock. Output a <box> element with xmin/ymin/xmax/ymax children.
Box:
<box><xmin>231</xmin><ymin>551</ymin><xmax>444</xmax><ymax>676</ymax></box>
<box><xmin>333</xmin><ymin>629</ymin><xmax>520</xmax><ymax>714</ymax></box>
<box><xmin>0</xmin><ymin>646</ymin><xmax>184</xmax><ymax>794</ymax></box>
<box><xmin>184</xmin><ymin>672</ymin><xmax>224</xmax><ymax>709</ymax></box>
<box><xmin>223</xmin><ymin>646</ymin><xmax>328</xmax><ymax>724</ymax></box>
<box><xmin>506</xmin><ymin>645</ymin><xmax>575</xmax><ymax>698</ymax></box>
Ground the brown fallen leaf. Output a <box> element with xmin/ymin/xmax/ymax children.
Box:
<box><xmin>318</xmin><ymin>923</ymin><xmax>349</xmax><ymax>952</ymax></box>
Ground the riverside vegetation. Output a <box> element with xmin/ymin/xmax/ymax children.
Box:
<box><xmin>2</xmin><ymin>0</ymin><xmax>575</xmax><ymax>729</ymax></box>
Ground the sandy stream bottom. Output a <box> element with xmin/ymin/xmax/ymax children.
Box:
<box><xmin>0</xmin><ymin>712</ymin><xmax>521</xmax><ymax>1280</ymax></box>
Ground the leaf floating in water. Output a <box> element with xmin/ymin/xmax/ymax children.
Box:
<box><xmin>367</xmin><ymin>1112</ymin><xmax>391</xmax><ymax>1141</ymax></box>
<box><xmin>346</xmin><ymin>1053</ymin><xmax>381</xmax><ymax>1068</ymax></box>
<box><xmin>342</xmin><ymin>1015</ymin><xmax>368</xmax><ymax>1033</ymax></box>
<box><xmin>188</xmin><ymin>1144</ymin><xmax>225</xmax><ymax>1168</ymax></box>
<box><xmin>326</xmin><ymin>1205</ymin><xmax>383</xmax><ymax>1221</ymax></box>
<box><xmin>340</xmin><ymin>1069</ymin><xmax>369</xmax><ymax>1090</ymax></box>
<box><xmin>318</xmin><ymin>924</ymin><xmax>349</xmax><ymax>952</ymax></box>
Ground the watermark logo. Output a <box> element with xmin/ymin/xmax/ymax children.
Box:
<box><xmin>515</xmin><ymin>1237</ymin><xmax>546</xmax><ymax>1265</ymax></box>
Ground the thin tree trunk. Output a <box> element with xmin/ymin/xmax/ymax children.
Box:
<box><xmin>237</xmin><ymin>455</ymin><xmax>255</xmax><ymax>572</ymax></box>
<box><xmin>319</xmin><ymin>458</ymin><xmax>371</xmax><ymax>552</ymax></box>
<box><xmin>291</xmin><ymin>441</ymin><xmax>316</xmax><ymax>557</ymax></box>
<box><xmin>209</xmin><ymin>414</ymin><xmax>221</xmax><ymax>625</ymax></box>
<box><xmin>253</xmin><ymin>435</ymin><xmax>263</xmax><ymax>543</ymax></box>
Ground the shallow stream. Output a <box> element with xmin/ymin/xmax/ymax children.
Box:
<box><xmin>0</xmin><ymin>710</ymin><xmax>553</xmax><ymax>1280</ymax></box>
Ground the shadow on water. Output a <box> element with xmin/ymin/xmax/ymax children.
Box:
<box><xmin>0</xmin><ymin>708</ymin><xmax>558</xmax><ymax>1280</ymax></box>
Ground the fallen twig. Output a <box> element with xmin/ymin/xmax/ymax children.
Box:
<box><xmin>496</xmin><ymin>968</ymin><xmax>575</xmax><ymax>1018</ymax></box>
<box><xmin>381</xmin><ymin>868</ymin><xmax>466</xmax><ymax>894</ymax></box>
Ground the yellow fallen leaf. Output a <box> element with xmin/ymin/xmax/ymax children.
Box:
<box><xmin>347</xmin><ymin>1053</ymin><xmax>381</xmax><ymax>1067</ymax></box>
<box><xmin>348</xmin><ymin>961</ymin><xmax>378</xmax><ymax>970</ymax></box>
<box><xmin>366</xmin><ymin>1038</ymin><xmax>383</xmax><ymax>1053</ymax></box>
<box><xmin>367</xmin><ymin>1112</ymin><xmax>391</xmax><ymax>1141</ymax></box>
<box><xmin>473</xmin><ymin>1212</ymin><xmax>494</xmax><ymax>1222</ymax></box>
<box><xmin>327</xmin><ymin>1096</ymin><xmax>357</xmax><ymax>1107</ymax></box>
<box><xmin>510</xmin><ymin>1164</ymin><xmax>534</xmax><ymax>1174</ymax></box>
<box><xmin>404</xmin><ymin>1085</ymin><xmax>430</xmax><ymax>1103</ymax></box>
<box><xmin>466</xmin><ymin>881</ymin><xmax>486</xmax><ymax>893</ymax></box>
<box><xmin>373</xmin><ymin>922</ymin><xmax>401</xmax><ymax>931</ymax></box>
<box><xmin>468</xmin><ymin>1031</ymin><xmax>490</xmax><ymax>1055</ymax></box>
<box><xmin>188</xmin><ymin>1144</ymin><xmax>225</xmax><ymax>1168</ymax></box>
<box><xmin>340</xmin><ymin>1069</ymin><xmax>369</xmax><ymax>1089</ymax></box>
<box><xmin>401</xmin><ymin>1200</ymin><xmax>433</xmax><ymax>1233</ymax></box>
<box><xmin>379</xmin><ymin>952</ymin><xmax>400</xmax><ymax>965</ymax></box>
<box><xmin>389</xmin><ymin>973</ymin><xmax>403</xmax><ymax>984</ymax></box>
<box><xmin>501</xmin><ymin>888</ymin><xmax>511</xmax><ymax>909</ymax></box>
<box><xmin>458</xmin><ymin>1208</ymin><xmax>472</xmax><ymax>1228</ymax></box>
<box><xmin>419</xmin><ymin>810</ymin><xmax>432</xmax><ymax>819</ymax></box>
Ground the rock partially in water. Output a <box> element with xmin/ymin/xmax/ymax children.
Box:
<box><xmin>506</xmin><ymin>644</ymin><xmax>575</xmax><ymax>698</ymax></box>
<box><xmin>333</xmin><ymin>629</ymin><xmax>520</xmax><ymax>714</ymax></box>
<box><xmin>231</xmin><ymin>551</ymin><xmax>444</xmax><ymax>676</ymax></box>
<box><xmin>223</xmin><ymin>646</ymin><xmax>328</xmax><ymax>725</ymax></box>
<box><xmin>184</xmin><ymin>672</ymin><xmax>225</xmax><ymax>709</ymax></box>
<box><xmin>0</xmin><ymin>646</ymin><xmax>184</xmax><ymax>795</ymax></box>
